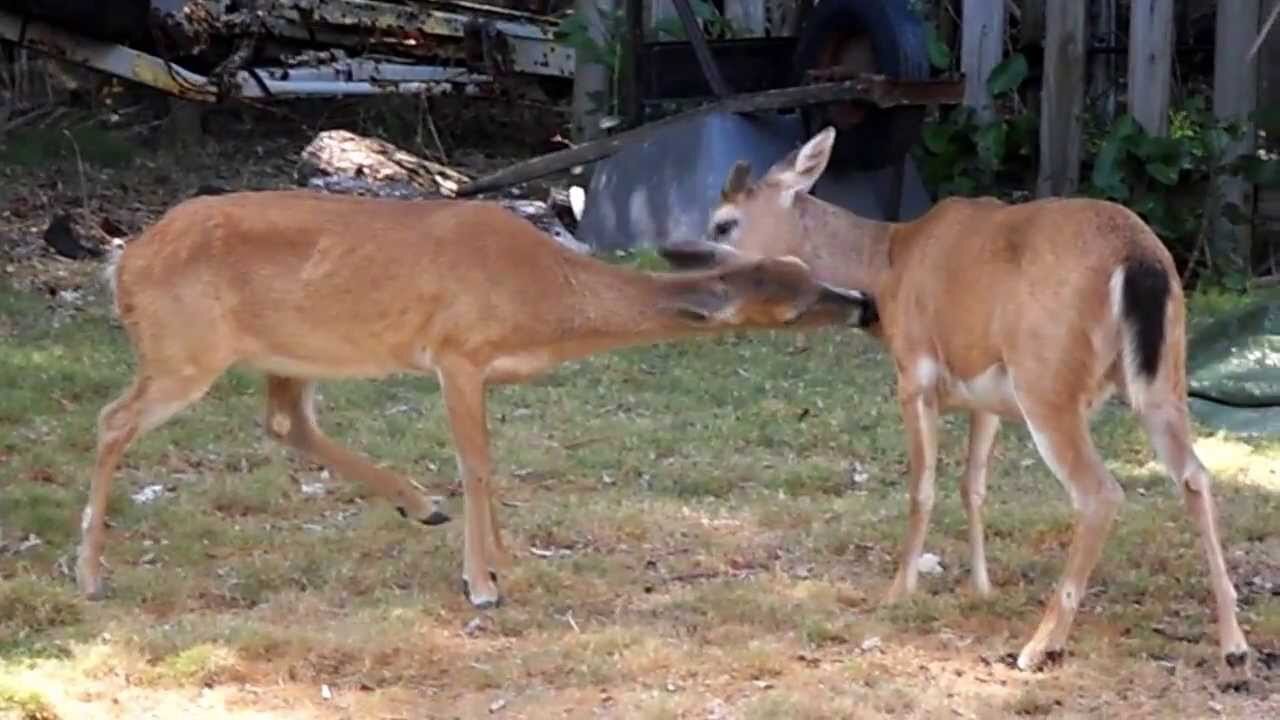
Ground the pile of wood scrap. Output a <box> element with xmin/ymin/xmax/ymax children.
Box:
<box><xmin>296</xmin><ymin>129</ymin><xmax>588</xmax><ymax>254</ymax></box>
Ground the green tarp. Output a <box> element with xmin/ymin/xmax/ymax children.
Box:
<box><xmin>1186</xmin><ymin>299</ymin><xmax>1280</xmax><ymax>437</ymax></box>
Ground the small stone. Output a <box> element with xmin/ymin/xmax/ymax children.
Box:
<box><xmin>919</xmin><ymin>553</ymin><xmax>944</xmax><ymax>575</ymax></box>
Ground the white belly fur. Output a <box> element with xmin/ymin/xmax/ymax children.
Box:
<box><xmin>917</xmin><ymin>358</ymin><xmax>1019</xmax><ymax>416</ymax></box>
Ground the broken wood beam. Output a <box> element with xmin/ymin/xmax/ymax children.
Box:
<box><xmin>457</xmin><ymin>75</ymin><xmax>964</xmax><ymax>197</ymax></box>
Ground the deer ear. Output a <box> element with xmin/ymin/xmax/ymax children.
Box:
<box><xmin>769</xmin><ymin>127</ymin><xmax>836</xmax><ymax>206</ymax></box>
<box><xmin>721</xmin><ymin>161</ymin><xmax>753</xmax><ymax>199</ymax></box>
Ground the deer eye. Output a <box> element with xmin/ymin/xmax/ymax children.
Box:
<box><xmin>712</xmin><ymin>218</ymin><xmax>738</xmax><ymax>240</ymax></box>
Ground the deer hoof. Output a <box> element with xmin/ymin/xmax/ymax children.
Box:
<box><xmin>1218</xmin><ymin>651</ymin><xmax>1252</xmax><ymax>693</ymax></box>
<box><xmin>75</xmin><ymin>557</ymin><xmax>108</xmax><ymax>601</ymax></box>
<box><xmin>397</xmin><ymin>505</ymin><xmax>452</xmax><ymax>526</ymax></box>
<box><xmin>461</xmin><ymin>572</ymin><xmax>502</xmax><ymax>610</ymax></box>
<box><xmin>1015</xmin><ymin>644</ymin><xmax>1065</xmax><ymax>673</ymax></box>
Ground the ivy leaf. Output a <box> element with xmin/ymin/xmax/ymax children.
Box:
<box><xmin>986</xmin><ymin>53</ymin><xmax>1028</xmax><ymax>97</ymax></box>
<box><xmin>976</xmin><ymin>122</ymin><xmax>1007</xmax><ymax>169</ymax></box>
<box><xmin>1090</xmin><ymin>137</ymin><xmax>1129</xmax><ymax>199</ymax></box>
<box><xmin>1110</xmin><ymin>114</ymin><xmax>1142</xmax><ymax>142</ymax></box>
<box><xmin>1204</xmin><ymin>126</ymin><xmax>1233</xmax><ymax>157</ymax></box>
<box><xmin>926</xmin><ymin>23</ymin><xmax>952</xmax><ymax>70</ymax></box>
<box><xmin>945</xmin><ymin>176</ymin><xmax>978</xmax><ymax>196</ymax></box>
<box><xmin>921</xmin><ymin>124</ymin><xmax>955</xmax><ymax>154</ymax></box>
<box><xmin>1145</xmin><ymin>162</ymin><xmax>1181</xmax><ymax>185</ymax></box>
<box><xmin>1137</xmin><ymin>136</ymin><xmax>1184</xmax><ymax>165</ymax></box>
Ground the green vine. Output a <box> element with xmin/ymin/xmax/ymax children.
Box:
<box><xmin>916</xmin><ymin>52</ymin><xmax>1036</xmax><ymax>199</ymax></box>
<box><xmin>914</xmin><ymin>30</ymin><xmax>1280</xmax><ymax>286</ymax></box>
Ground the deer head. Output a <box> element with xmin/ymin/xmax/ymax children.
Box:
<box><xmin>661</xmin><ymin>126</ymin><xmax>839</xmax><ymax>272</ymax></box>
<box><xmin>662</xmin><ymin>250</ymin><xmax>874</xmax><ymax>329</ymax></box>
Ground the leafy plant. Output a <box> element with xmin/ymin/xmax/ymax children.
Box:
<box><xmin>554</xmin><ymin>0</ymin><xmax>737</xmax><ymax>122</ymax></box>
<box><xmin>916</xmin><ymin>52</ymin><xmax>1036</xmax><ymax>198</ymax></box>
<box><xmin>554</xmin><ymin>3</ymin><xmax>630</xmax><ymax>119</ymax></box>
<box><xmin>1082</xmin><ymin>96</ymin><xmax>1278</xmax><ymax>284</ymax></box>
<box><xmin>651</xmin><ymin>0</ymin><xmax>738</xmax><ymax>41</ymax></box>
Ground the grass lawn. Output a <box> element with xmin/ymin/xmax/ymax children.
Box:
<box><xmin>1</xmin><ymin>265</ymin><xmax>1278</xmax><ymax>720</ymax></box>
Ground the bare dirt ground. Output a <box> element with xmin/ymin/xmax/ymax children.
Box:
<box><xmin>1</xmin><ymin>94</ymin><xmax>1279</xmax><ymax>720</ymax></box>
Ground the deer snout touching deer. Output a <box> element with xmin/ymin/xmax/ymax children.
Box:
<box><xmin>660</xmin><ymin>127</ymin><xmax>1252</xmax><ymax>689</ymax></box>
<box><xmin>76</xmin><ymin>189</ymin><xmax>873</xmax><ymax>611</ymax></box>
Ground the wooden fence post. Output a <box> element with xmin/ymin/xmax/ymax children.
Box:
<box><xmin>1127</xmin><ymin>0</ymin><xmax>1174</xmax><ymax>136</ymax></box>
<box><xmin>572</xmin><ymin>0</ymin><xmax>617</xmax><ymax>142</ymax></box>
<box><xmin>1089</xmin><ymin>0</ymin><xmax>1118</xmax><ymax>122</ymax></box>
<box><xmin>1020</xmin><ymin>0</ymin><xmax>1045</xmax><ymax>48</ymax></box>
<box><xmin>1213</xmin><ymin>0</ymin><xmax>1260</xmax><ymax>273</ymax></box>
<box><xmin>961</xmin><ymin>0</ymin><xmax>1006</xmax><ymax>122</ymax></box>
<box><xmin>724</xmin><ymin>0</ymin><xmax>766</xmax><ymax>37</ymax></box>
<box><xmin>1037</xmin><ymin>1</ymin><xmax>1086</xmax><ymax>197</ymax></box>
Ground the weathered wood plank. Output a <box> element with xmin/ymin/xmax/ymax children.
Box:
<box><xmin>1019</xmin><ymin>0</ymin><xmax>1045</xmax><ymax>48</ymax></box>
<box><xmin>621</xmin><ymin>0</ymin><xmax>643</xmax><ymax>128</ymax></box>
<box><xmin>1127</xmin><ymin>0</ymin><xmax>1174</xmax><ymax>136</ymax></box>
<box><xmin>1214</xmin><ymin>0</ymin><xmax>1260</xmax><ymax>269</ymax></box>
<box><xmin>1089</xmin><ymin>0</ymin><xmax>1118</xmax><ymax>122</ymax></box>
<box><xmin>571</xmin><ymin>0</ymin><xmax>616</xmax><ymax>141</ymax></box>
<box><xmin>1037</xmin><ymin>2</ymin><xmax>1086</xmax><ymax>197</ymax></box>
<box><xmin>724</xmin><ymin>0</ymin><xmax>766</xmax><ymax>37</ymax></box>
<box><xmin>962</xmin><ymin>0</ymin><xmax>1006</xmax><ymax>121</ymax></box>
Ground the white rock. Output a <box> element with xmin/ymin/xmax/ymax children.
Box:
<box><xmin>918</xmin><ymin>552</ymin><xmax>944</xmax><ymax>575</ymax></box>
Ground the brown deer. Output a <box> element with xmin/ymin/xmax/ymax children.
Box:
<box><xmin>76</xmin><ymin>189</ymin><xmax>875</xmax><ymax>610</ymax></box>
<box><xmin>660</xmin><ymin>128</ymin><xmax>1252</xmax><ymax>688</ymax></box>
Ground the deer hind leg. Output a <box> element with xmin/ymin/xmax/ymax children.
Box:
<box><xmin>262</xmin><ymin>375</ymin><xmax>449</xmax><ymax>526</ymax></box>
<box><xmin>1014</xmin><ymin>403</ymin><xmax>1124</xmax><ymax>672</ymax></box>
<box><xmin>1137</xmin><ymin>397</ymin><xmax>1251</xmax><ymax>689</ymax></box>
<box><xmin>437</xmin><ymin>362</ymin><xmax>505</xmax><ymax>609</ymax></box>
<box><xmin>961</xmin><ymin>411</ymin><xmax>1000</xmax><ymax>596</ymax></box>
<box><xmin>885</xmin><ymin>386</ymin><xmax>940</xmax><ymax>603</ymax></box>
<box><xmin>77</xmin><ymin>370</ymin><xmax>219</xmax><ymax>599</ymax></box>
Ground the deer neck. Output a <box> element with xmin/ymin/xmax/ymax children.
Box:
<box><xmin>531</xmin><ymin>256</ymin><xmax>713</xmax><ymax>362</ymax></box>
<box><xmin>796</xmin><ymin>196</ymin><xmax>894</xmax><ymax>299</ymax></box>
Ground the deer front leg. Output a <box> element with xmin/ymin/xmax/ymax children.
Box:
<box><xmin>263</xmin><ymin>376</ymin><xmax>449</xmax><ymax>526</ymax></box>
<box><xmin>438</xmin><ymin>362</ymin><xmax>505</xmax><ymax>609</ymax></box>
<box><xmin>885</xmin><ymin>382</ymin><xmax>940</xmax><ymax>603</ymax></box>
<box><xmin>961</xmin><ymin>411</ymin><xmax>1000</xmax><ymax>596</ymax></box>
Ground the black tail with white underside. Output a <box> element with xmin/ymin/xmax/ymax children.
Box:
<box><xmin>1120</xmin><ymin>259</ymin><xmax>1171</xmax><ymax>381</ymax></box>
